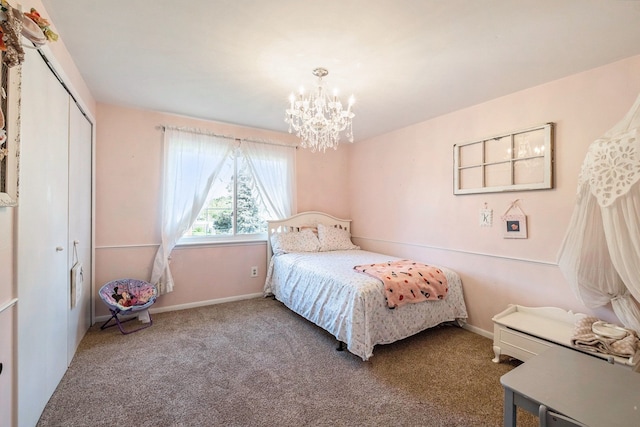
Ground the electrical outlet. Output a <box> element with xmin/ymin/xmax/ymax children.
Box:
<box><xmin>250</xmin><ymin>266</ymin><xmax>258</xmax><ymax>277</ymax></box>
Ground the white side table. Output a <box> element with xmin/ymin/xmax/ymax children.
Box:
<box><xmin>492</xmin><ymin>304</ymin><xmax>639</xmax><ymax>370</ymax></box>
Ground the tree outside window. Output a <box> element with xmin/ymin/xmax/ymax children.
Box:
<box><xmin>183</xmin><ymin>151</ymin><xmax>268</xmax><ymax>238</ymax></box>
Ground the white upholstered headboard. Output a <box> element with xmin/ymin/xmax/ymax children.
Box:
<box><xmin>266</xmin><ymin>211</ymin><xmax>352</xmax><ymax>263</ymax></box>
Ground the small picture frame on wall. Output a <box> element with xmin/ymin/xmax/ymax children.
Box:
<box><xmin>503</xmin><ymin>214</ymin><xmax>527</xmax><ymax>239</ymax></box>
<box><xmin>501</xmin><ymin>199</ymin><xmax>528</xmax><ymax>239</ymax></box>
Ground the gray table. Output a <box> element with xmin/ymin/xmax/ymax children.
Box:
<box><xmin>500</xmin><ymin>346</ymin><xmax>640</xmax><ymax>427</ymax></box>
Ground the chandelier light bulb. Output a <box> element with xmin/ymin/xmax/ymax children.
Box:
<box><xmin>285</xmin><ymin>67</ymin><xmax>355</xmax><ymax>152</ymax></box>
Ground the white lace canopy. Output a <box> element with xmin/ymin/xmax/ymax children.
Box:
<box><xmin>558</xmin><ymin>93</ymin><xmax>640</xmax><ymax>333</ymax></box>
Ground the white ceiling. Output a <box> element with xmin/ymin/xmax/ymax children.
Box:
<box><xmin>40</xmin><ymin>0</ymin><xmax>640</xmax><ymax>141</ymax></box>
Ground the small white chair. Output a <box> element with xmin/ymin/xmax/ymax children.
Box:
<box><xmin>99</xmin><ymin>279</ymin><xmax>157</xmax><ymax>334</ymax></box>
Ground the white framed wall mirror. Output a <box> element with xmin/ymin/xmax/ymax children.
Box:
<box><xmin>0</xmin><ymin>57</ymin><xmax>21</xmax><ymax>207</ymax></box>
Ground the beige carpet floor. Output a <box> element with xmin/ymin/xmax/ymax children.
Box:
<box><xmin>37</xmin><ymin>297</ymin><xmax>537</xmax><ymax>426</ymax></box>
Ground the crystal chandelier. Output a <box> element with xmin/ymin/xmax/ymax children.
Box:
<box><xmin>285</xmin><ymin>68</ymin><xmax>355</xmax><ymax>152</ymax></box>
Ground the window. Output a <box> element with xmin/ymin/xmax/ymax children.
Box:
<box><xmin>171</xmin><ymin>133</ymin><xmax>296</xmax><ymax>244</ymax></box>
<box><xmin>182</xmin><ymin>148</ymin><xmax>270</xmax><ymax>239</ymax></box>
<box><xmin>152</xmin><ymin>128</ymin><xmax>295</xmax><ymax>291</ymax></box>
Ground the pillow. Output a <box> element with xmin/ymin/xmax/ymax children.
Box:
<box><xmin>299</xmin><ymin>225</ymin><xmax>318</xmax><ymax>236</ymax></box>
<box><xmin>317</xmin><ymin>223</ymin><xmax>360</xmax><ymax>251</ymax></box>
<box><xmin>270</xmin><ymin>228</ymin><xmax>320</xmax><ymax>255</ymax></box>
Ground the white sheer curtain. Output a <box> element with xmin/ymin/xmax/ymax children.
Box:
<box><xmin>151</xmin><ymin>128</ymin><xmax>233</xmax><ymax>294</ymax></box>
<box><xmin>239</xmin><ymin>140</ymin><xmax>296</xmax><ymax>220</ymax></box>
<box><xmin>558</xmin><ymin>94</ymin><xmax>640</xmax><ymax>333</ymax></box>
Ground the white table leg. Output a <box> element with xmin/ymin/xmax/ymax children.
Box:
<box><xmin>492</xmin><ymin>345</ymin><xmax>501</xmax><ymax>363</ymax></box>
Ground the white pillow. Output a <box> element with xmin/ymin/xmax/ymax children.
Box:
<box><xmin>317</xmin><ymin>223</ymin><xmax>360</xmax><ymax>251</ymax></box>
<box><xmin>270</xmin><ymin>228</ymin><xmax>320</xmax><ymax>255</ymax></box>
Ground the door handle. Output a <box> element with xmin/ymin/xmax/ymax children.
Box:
<box><xmin>56</xmin><ymin>246</ymin><xmax>64</xmax><ymax>252</ymax></box>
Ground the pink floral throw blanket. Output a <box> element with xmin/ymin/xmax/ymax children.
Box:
<box><xmin>354</xmin><ymin>260</ymin><xmax>449</xmax><ymax>309</ymax></box>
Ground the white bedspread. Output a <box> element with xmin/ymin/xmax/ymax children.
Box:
<box><xmin>264</xmin><ymin>250</ymin><xmax>468</xmax><ymax>360</ymax></box>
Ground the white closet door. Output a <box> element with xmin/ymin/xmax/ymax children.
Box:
<box><xmin>67</xmin><ymin>100</ymin><xmax>92</xmax><ymax>361</ymax></box>
<box><xmin>17</xmin><ymin>48</ymin><xmax>70</xmax><ymax>427</ymax></box>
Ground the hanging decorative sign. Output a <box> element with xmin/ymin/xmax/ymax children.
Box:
<box><xmin>501</xmin><ymin>199</ymin><xmax>527</xmax><ymax>239</ymax></box>
<box><xmin>479</xmin><ymin>202</ymin><xmax>493</xmax><ymax>227</ymax></box>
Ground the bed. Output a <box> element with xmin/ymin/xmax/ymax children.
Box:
<box><xmin>264</xmin><ymin>211</ymin><xmax>468</xmax><ymax>361</ymax></box>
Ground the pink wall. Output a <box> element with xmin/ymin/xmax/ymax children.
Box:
<box><xmin>296</xmin><ymin>146</ymin><xmax>350</xmax><ymax>219</ymax></box>
<box><xmin>348</xmin><ymin>55</ymin><xmax>640</xmax><ymax>333</ymax></box>
<box><xmin>94</xmin><ymin>104</ymin><xmax>349</xmax><ymax>317</ymax></box>
<box><xmin>95</xmin><ymin>56</ymin><xmax>640</xmax><ymax>333</ymax></box>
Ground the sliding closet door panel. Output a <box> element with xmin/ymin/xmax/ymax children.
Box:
<box><xmin>17</xmin><ymin>48</ymin><xmax>70</xmax><ymax>427</ymax></box>
<box><xmin>0</xmin><ymin>307</ymin><xmax>15</xmax><ymax>427</ymax></box>
<box><xmin>67</xmin><ymin>100</ymin><xmax>92</xmax><ymax>362</ymax></box>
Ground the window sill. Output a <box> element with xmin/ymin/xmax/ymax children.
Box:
<box><xmin>175</xmin><ymin>236</ymin><xmax>267</xmax><ymax>249</ymax></box>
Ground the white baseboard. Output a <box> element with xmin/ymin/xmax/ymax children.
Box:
<box><xmin>94</xmin><ymin>292</ymin><xmax>264</xmax><ymax>324</ymax></box>
<box><xmin>95</xmin><ymin>295</ymin><xmax>497</xmax><ymax>344</ymax></box>
<box><xmin>462</xmin><ymin>322</ymin><xmax>493</xmax><ymax>340</ymax></box>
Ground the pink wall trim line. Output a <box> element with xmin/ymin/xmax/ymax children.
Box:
<box><xmin>96</xmin><ymin>244</ymin><xmax>159</xmax><ymax>249</ymax></box>
<box><xmin>0</xmin><ymin>298</ymin><xmax>18</xmax><ymax>314</ymax></box>
<box><xmin>96</xmin><ymin>241</ymin><xmax>268</xmax><ymax>250</ymax></box>
<box><xmin>353</xmin><ymin>236</ymin><xmax>557</xmax><ymax>266</ymax></box>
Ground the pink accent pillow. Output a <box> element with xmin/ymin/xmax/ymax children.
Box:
<box><xmin>317</xmin><ymin>223</ymin><xmax>360</xmax><ymax>251</ymax></box>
